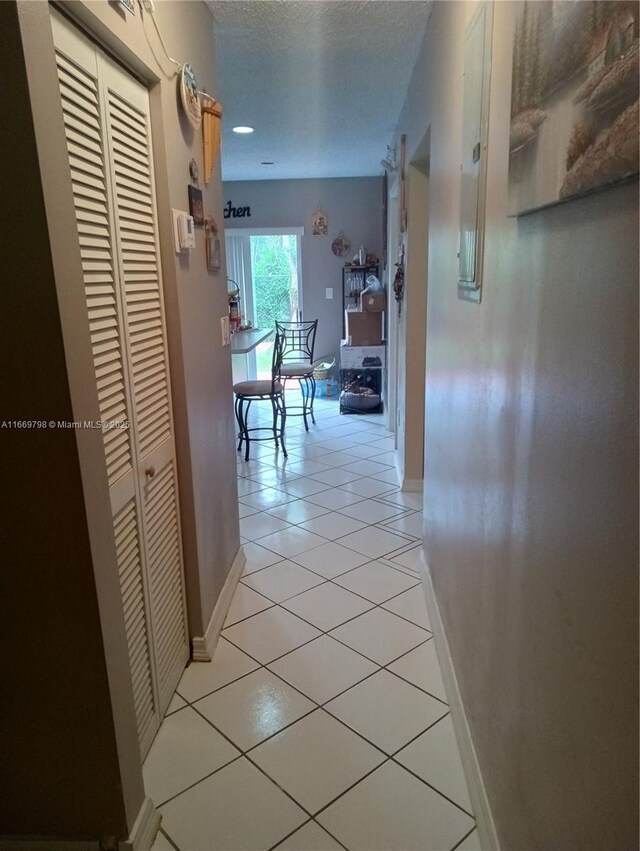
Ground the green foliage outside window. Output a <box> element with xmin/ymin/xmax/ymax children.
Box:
<box><xmin>251</xmin><ymin>234</ymin><xmax>299</xmax><ymax>329</ymax></box>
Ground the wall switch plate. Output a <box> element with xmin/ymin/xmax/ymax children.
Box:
<box><xmin>220</xmin><ymin>316</ymin><xmax>230</xmax><ymax>347</ymax></box>
<box><xmin>325</xmin><ymin>287</ymin><xmax>333</xmax><ymax>299</ymax></box>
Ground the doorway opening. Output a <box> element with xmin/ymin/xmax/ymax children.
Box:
<box><xmin>386</xmin><ymin>127</ymin><xmax>430</xmax><ymax>492</ymax></box>
<box><xmin>226</xmin><ymin>227</ymin><xmax>303</xmax><ymax>378</ymax></box>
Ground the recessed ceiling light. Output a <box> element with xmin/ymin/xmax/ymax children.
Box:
<box><xmin>232</xmin><ymin>126</ymin><xmax>254</xmax><ymax>134</ymax></box>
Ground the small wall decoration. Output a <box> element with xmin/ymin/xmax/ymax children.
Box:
<box><xmin>331</xmin><ymin>231</ymin><xmax>351</xmax><ymax>257</ymax></box>
<box><xmin>205</xmin><ymin>217</ymin><xmax>221</xmax><ymax>273</ymax></box>
<box><xmin>392</xmin><ymin>263</ymin><xmax>405</xmax><ymax>317</ymax></box>
<box><xmin>179</xmin><ymin>64</ymin><xmax>202</xmax><ymax>130</ymax></box>
<box><xmin>312</xmin><ymin>208</ymin><xmax>328</xmax><ymax>235</ymax></box>
<box><xmin>201</xmin><ymin>96</ymin><xmax>223</xmax><ymax>185</ymax></box>
<box><xmin>381</xmin><ymin>171</ymin><xmax>388</xmax><ymax>271</ymax></box>
<box><xmin>189</xmin><ymin>158</ymin><xmax>199</xmax><ymax>183</ymax></box>
<box><xmin>508</xmin><ymin>1</ymin><xmax>638</xmax><ymax>216</ymax></box>
<box><xmin>223</xmin><ymin>200</ymin><xmax>251</xmax><ymax>219</ymax></box>
<box><xmin>188</xmin><ymin>185</ymin><xmax>204</xmax><ymax>226</ymax></box>
<box><xmin>116</xmin><ymin>0</ymin><xmax>135</xmax><ymax>15</ymax></box>
<box><xmin>398</xmin><ymin>134</ymin><xmax>407</xmax><ymax>233</ymax></box>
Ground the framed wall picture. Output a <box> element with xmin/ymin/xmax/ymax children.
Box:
<box><xmin>458</xmin><ymin>1</ymin><xmax>493</xmax><ymax>304</ymax></box>
<box><xmin>312</xmin><ymin>208</ymin><xmax>328</xmax><ymax>235</ymax></box>
<box><xmin>205</xmin><ymin>216</ymin><xmax>221</xmax><ymax>272</ymax></box>
<box><xmin>508</xmin><ymin>1</ymin><xmax>639</xmax><ymax>216</ymax></box>
<box><xmin>398</xmin><ymin>134</ymin><xmax>407</xmax><ymax>233</ymax></box>
<box><xmin>188</xmin><ymin>185</ymin><xmax>204</xmax><ymax>226</ymax></box>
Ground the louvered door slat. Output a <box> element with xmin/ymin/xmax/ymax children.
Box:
<box><xmin>143</xmin><ymin>459</ymin><xmax>187</xmax><ymax>707</ymax></box>
<box><xmin>55</xmin><ymin>47</ymin><xmax>132</xmax><ymax>486</ymax></box>
<box><xmin>116</xmin><ymin>173</ymin><xmax>153</xmax><ymax>198</ymax></box>
<box><xmin>106</xmin><ymin>91</ymin><xmax>172</xmax><ymax>463</ymax></box>
<box><xmin>113</xmin><ymin>498</ymin><xmax>156</xmax><ymax>749</ymax></box>
<box><xmin>113</xmin><ymin>151</ymin><xmax>151</xmax><ymax>180</ymax></box>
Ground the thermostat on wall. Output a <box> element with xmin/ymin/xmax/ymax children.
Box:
<box><xmin>172</xmin><ymin>209</ymin><xmax>196</xmax><ymax>253</ymax></box>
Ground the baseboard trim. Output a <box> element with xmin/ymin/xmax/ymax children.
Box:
<box><xmin>418</xmin><ymin>547</ymin><xmax>500</xmax><ymax>851</ymax></box>
<box><xmin>400</xmin><ymin>476</ymin><xmax>423</xmax><ymax>493</ymax></box>
<box><xmin>0</xmin><ymin>798</ymin><xmax>159</xmax><ymax>851</ymax></box>
<box><xmin>0</xmin><ymin>841</ymin><xmax>99</xmax><ymax>851</ymax></box>
<box><xmin>119</xmin><ymin>796</ymin><xmax>160</xmax><ymax>851</ymax></box>
<box><xmin>191</xmin><ymin>545</ymin><xmax>246</xmax><ymax>662</ymax></box>
<box><xmin>393</xmin><ymin>450</ymin><xmax>423</xmax><ymax>493</ymax></box>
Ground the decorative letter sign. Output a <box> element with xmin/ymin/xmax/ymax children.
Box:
<box><xmin>223</xmin><ymin>201</ymin><xmax>252</xmax><ymax>219</ymax></box>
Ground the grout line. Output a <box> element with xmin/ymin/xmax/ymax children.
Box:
<box><xmin>386</xmin><ymin>752</ymin><xmax>476</xmax><ymax>820</ymax></box>
<box><xmin>385</xmin><ymin>725</ymin><xmax>476</xmax><ymax>821</ymax></box>
<box><xmin>189</xmin><ymin>697</ymin><xmax>318</xmax><ymax>767</ymax></box>
<box><xmin>154</xmin><ymin>752</ymin><xmax>244</xmax><ymax>808</ymax></box>
<box><xmin>450</xmin><ymin>825</ymin><xmax>480</xmax><ymax>850</ymax></box>
<box><xmin>385</xmin><ymin>709</ymin><xmax>452</xmax><ymax>756</ymax></box>
<box><xmin>157</xmin><ymin>826</ymin><xmax>181</xmax><ymax>851</ymax></box>
<box><xmin>381</xmin><ymin>643</ymin><xmax>450</xmax><ymax>705</ymax></box>
<box><xmin>307</xmin><ymin>818</ymin><xmax>350</xmax><ymax>851</ymax></box>
<box><xmin>266</xmin><ymin>816</ymin><xmax>315</xmax><ymax>851</ymax></box>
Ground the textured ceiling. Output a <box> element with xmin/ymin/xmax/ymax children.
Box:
<box><xmin>207</xmin><ymin>0</ymin><xmax>432</xmax><ymax>181</ymax></box>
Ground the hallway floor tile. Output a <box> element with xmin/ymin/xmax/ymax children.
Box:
<box><xmin>149</xmin><ymin>397</ymin><xmax>476</xmax><ymax>850</ymax></box>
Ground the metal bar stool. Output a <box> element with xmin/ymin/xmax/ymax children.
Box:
<box><xmin>275</xmin><ymin>319</ymin><xmax>318</xmax><ymax>431</ymax></box>
<box><xmin>233</xmin><ymin>333</ymin><xmax>287</xmax><ymax>461</ymax></box>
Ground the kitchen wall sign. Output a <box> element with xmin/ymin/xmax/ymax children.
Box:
<box><xmin>223</xmin><ymin>201</ymin><xmax>251</xmax><ymax>219</ymax></box>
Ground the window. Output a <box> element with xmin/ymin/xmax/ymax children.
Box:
<box><xmin>226</xmin><ymin>227</ymin><xmax>303</xmax><ymax>377</ymax></box>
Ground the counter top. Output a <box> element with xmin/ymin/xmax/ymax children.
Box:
<box><xmin>230</xmin><ymin>328</ymin><xmax>273</xmax><ymax>354</ymax></box>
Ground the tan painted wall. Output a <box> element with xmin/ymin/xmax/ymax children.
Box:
<box><xmin>0</xmin><ymin>2</ymin><xmax>131</xmax><ymax>838</ymax></box>
<box><xmin>5</xmin><ymin>0</ymin><xmax>239</xmax><ymax>840</ymax></box>
<box><xmin>395</xmin><ymin>1</ymin><xmax>639</xmax><ymax>848</ymax></box>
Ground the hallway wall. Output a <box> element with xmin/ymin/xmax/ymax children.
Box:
<box><xmin>394</xmin><ymin>1</ymin><xmax>639</xmax><ymax>848</ymax></box>
<box><xmin>5</xmin><ymin>0</ymin><xmax>238</xmax><ymax>842</ymax></box>
<box><xmin>1</xmin><ymin>2</ymin><xmax>134</xmax><ymax>838</ymax></box>
<box><xmin>222</xmin><ymin>177</ymin><xmax>383</xmax><ymax>361</ymax></box>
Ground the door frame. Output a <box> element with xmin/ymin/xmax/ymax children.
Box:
<box><xmin>226</xmin><ymin>227</ymin><xmax>304</xmax><ymax>378</ymax></box>
<box><xmin>386</xmin><ymin>128</ymin><xmax>431</xmax><ymax>492</ymax></box>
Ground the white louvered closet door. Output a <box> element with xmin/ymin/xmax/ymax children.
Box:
<box><xmin>51</xmin><ymin>11</ymin><xmax>189</xmax><ymax>757</ymax></box>
<box><xmin>99</xmin><ymin>51</ymin><xmax>189</xmax><ymax>720</ymax></box>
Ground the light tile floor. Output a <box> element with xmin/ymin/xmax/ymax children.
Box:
<box><xmin>148</xmin><ymin>395</ymin><xmax>478</xmax><ymax>851</ymax></box>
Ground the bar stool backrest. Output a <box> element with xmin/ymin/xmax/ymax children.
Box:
<box><xmin>275</xmin><ymin>319</ymin><xmax>318</xmax><ymax>366</ymax></box>
<box><xmin>270</xmin><ymin>330</ymin><xmax>286</xmax><ymax>392</ymax></box>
